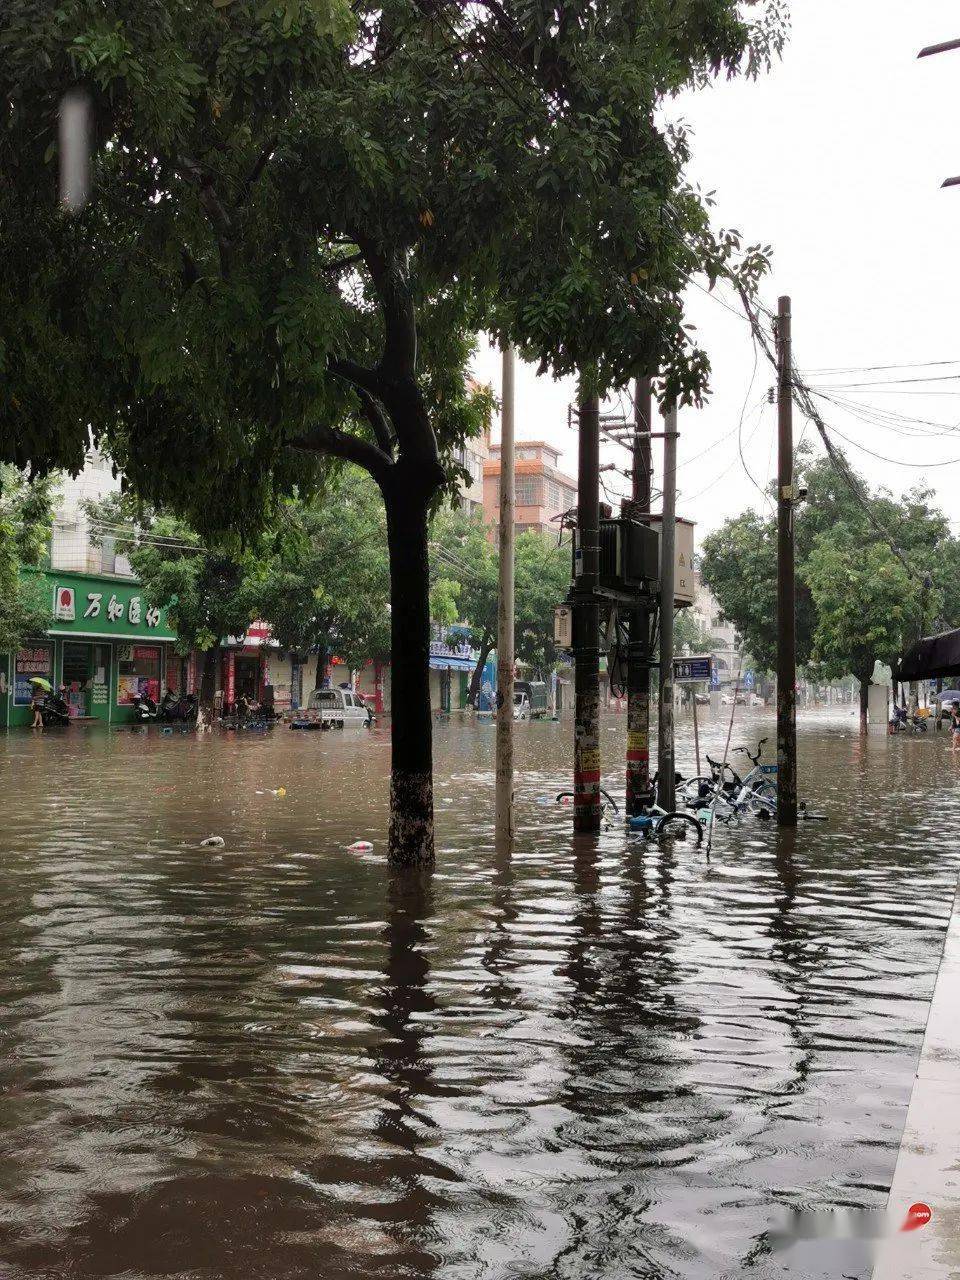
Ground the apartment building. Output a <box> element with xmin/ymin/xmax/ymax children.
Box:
<box><xmin>483</xmin><ymin>440</ymin><xmax>577</xmax><ymax>537</ymax></box>
<box><xmin>454</xmin><ymin>434</ymin><xmax>489</xmax><ymax>518</ymax></box>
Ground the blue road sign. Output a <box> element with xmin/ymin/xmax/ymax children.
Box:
<box><xmin>673</xmin><ymin>655</ymin><xmax>712</xmax><ymax>684</ymax></box>
<box><xmin>744</xmin><ymin>670</ymin><xmax>755</xmax><ymax>690</ymax></box>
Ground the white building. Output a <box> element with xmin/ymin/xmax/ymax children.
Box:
<box><xmin>49</xmin><ymin>452</ymin><xmax>133</xmax><ymax>577</ymax></box>
<box><xmin>690</xmin><ymin>570</ymin><xmax>742</xmax><ymax>688</ymax></box>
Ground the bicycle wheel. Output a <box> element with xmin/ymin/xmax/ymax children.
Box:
<box><xmin>746</xmin><ymin>782</ymin><xmax>778</xmax><ymax>815</ymax></box>
<box><xmin>677</xmin><ymin>776</ymin><xmax>718</xmax><ymax>807</ymax></box>
<box><xmin>655</xmin><ymin>812</ymin><xmax>704</xmax><ymax>845</ymax></box>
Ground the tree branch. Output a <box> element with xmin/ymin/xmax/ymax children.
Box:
<box><xmin>237</xmin><ymin>137</ymin><xmax>277</xmax><ymax>208</ymax></box>
<box><xmin>322</xmin><ymin>252</ymin><xmax>364</xmax><ymax>274</ymax></box>
<box><xmin>180</xmin><ymin>155</ymin><xmax>236</xmax><ymax>277</ymax></box>
<box><xmin>353</xmin><ymin>386</ymin><xmax>396</xmax><ymax>457</ymax></box>
<box><xmin>328</xmin><ymin>355</ymin><xmax>382</xmax><ymax>397</ymax></box>
<box><xmin>353</xmin><ymin>234</ymin><xmax>417</xmax><ymax>379</ymax></box>
<box><xmin>286</xmin><ymin>424</ymin><xmax>393</xmax><ymax>479</ymax></box>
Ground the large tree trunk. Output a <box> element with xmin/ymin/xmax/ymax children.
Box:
<box><xmin>468</xmin><ymin>637</ymin><xmax>493</xmax><ymax>708</ymax></box>
<box><xmin>383</xmin><ymin>478</ymin><xmax>435</xmax><ymax>867</ymax></box>
<box><xmin>859</xmin><ymin>677</ymin><xmax>870</xmax><ymax>736</ymax></box>
<box><xmin>199</xmin><ymin>643</ymin><xmax>220</xmax><ymax>708</ymax></box>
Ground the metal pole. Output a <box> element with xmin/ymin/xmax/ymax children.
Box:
<box><xmin>776</xmin><ymin>296</ymin><xmax>798</xmax><ymax>826</ymax></box>
<box><xmin>495</xmin><ymin>344</ymin><xmax>515</xmax><ymax>841</ymax></box>
<box><xmin>573</xmin><ymin>385</ymin><xmax>601</xmax><ymax>834</ymax></box>
<box><xmin>625</xmin><ymin>375</ymin><xmax>653</xmax><ymax>817</ymax></box>
<box><xmin>692</xmin><ymin>690</ymin><xmax>701</xmax><ymax>779</ymax></box>
<box><xmin>657</xmin><ymin>406</ymin><xmax>678</xmax><ymax>812</ymax></box>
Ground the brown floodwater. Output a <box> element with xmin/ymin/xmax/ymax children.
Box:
<box><xmin>0</xmin><ymin>709</ymin><xmax>957</xmax><ymax>1279</ymax></box>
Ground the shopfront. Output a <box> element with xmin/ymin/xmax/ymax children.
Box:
<box><xmin>2</xmin><ymin>571</ymin><xmax>176</xmax><ymax>728</ymax></box>
<box><xmin>428</xmin><ymin>640</ymin><xmax>476</xmax><ymax>713</ymax></box>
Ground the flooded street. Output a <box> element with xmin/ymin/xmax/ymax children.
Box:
<box><xmin>1</xmin><ymin>710</ymin><xmax>958</xmax><ymax>1279</ymax></box>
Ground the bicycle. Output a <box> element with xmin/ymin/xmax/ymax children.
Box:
<box><xmin>555</xmin><ymin>787</ymin><xmax>703</xmax><ymax>846</ymax></box>
<box><xmin>629</xmin><ymin>774</ymin><xmax>704</xmax><ymax>845</ymax></box>
<box><xmin>676</xmin><ymin>754</ymin><xmax>743</xmax><ymax>808</ymax></box>
<box><xmin>685</xmin><ymin>739</ymin><xmax>778</xmax><ymax>824</ymax></box>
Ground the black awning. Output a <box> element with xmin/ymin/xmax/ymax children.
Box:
<box><xmin>897</xmin><ymin>629</ymin><xmax>960</xmax><ymax>681</ymax></box>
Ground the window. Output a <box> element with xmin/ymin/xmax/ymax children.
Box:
<box><xmin>546</xmin><ymin>480</ymin><xmax>560</xmax><ymax>509</ymax></box>
<box><xmin>515</xmin><ymin>476</ymin><xmax>542</xmax><ymax>506</ymax></box>
<box><xmin>117</xmin><ymin>645</ymin><xmax>161</xmax><ymax>705</ymax></box>
<box><xmin>100</xmin><ymin>535</ymin><xmax>116</xmax><ymax>574</ymax></box>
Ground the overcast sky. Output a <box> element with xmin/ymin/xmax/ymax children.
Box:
<box><xmin>472</xmin><ymin>2</ymin><xmax>960</xmax><ymax>540</ymax></box>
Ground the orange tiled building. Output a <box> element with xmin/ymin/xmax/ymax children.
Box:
<box><xmin>483</xmin><ymin>440</ymin><xmax>577</xmax><ymax>538</ymax></box>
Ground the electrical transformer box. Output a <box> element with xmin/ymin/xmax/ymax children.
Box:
<box><xmin>573</xmin><ymin>518</ymin><xmax>660</xmax><ymax>595</ymax></box>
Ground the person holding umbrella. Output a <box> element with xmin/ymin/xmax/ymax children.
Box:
<box><xmin>951</xmin><ymin>701</ymin><xmax>960</xmax><ymax>756</ymax></box>
<box><xmin>29</xmin><ymin>676</ymin><xmax>51</xmax><ymax>729</ymax></box>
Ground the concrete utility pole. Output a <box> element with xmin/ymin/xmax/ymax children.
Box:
<box><xmin>495</xmin><ymin>344</ymin><xmax>515</xmax><ymax>841</ymax></box>
<box><xmin>573</xmin><ymin>386</ymin><xmax>602</xmax><ymax>834</ymax></box>
<box><xmin>625</xmin><ymin>375</ymin><xmax>653</xmax><ymax>816</ymax></box>
<box><xmin>776</xmin><ymin>296</ymin><xmax>798</xmax><ymax>826</ymax></box>
<box><xmin>656</xmin><ymin>406</ymin><xmax>678</xmax><ymax>812</ymax></box>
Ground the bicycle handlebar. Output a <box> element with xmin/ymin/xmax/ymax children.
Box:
<box><xmin>555</xmin><ymin>788</ymin><xmax>621</xmax><ymax>815</ymax></box>
<box><xmin>733</xmin><ymin>738</ymin><xmax>768</xmax><ymax>766</ymax></box>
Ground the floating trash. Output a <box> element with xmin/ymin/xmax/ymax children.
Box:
<box><xmin>200</xmin><ymin>836</ymin><xmax>225</xmax><ymax>848</ymax></box>
<box><xmin>348</xmin><ymin>840</ymin><xmax>373</xmax><ymax>853</ymax></box>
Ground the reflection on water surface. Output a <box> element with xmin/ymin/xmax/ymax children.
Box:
<box><xmin>0</xmin><ymin>710</ymin><xmax>956</xmax><ymax>1278</ymax></box>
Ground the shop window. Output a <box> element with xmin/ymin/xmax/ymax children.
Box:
<box><xmin>14</xmin><ymin>644</ymin><xmax>53</xmax><ymax>705</ymax></box>
<box><xmin>117</xmin><ymin>645</ymin><xmax>161</xmax><ymax>704</ymax></box>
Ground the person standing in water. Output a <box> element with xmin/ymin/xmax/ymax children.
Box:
<box><xmin>951</xmin><ymin>701</ymin><xmax>960</xmax><ymax>755</ymax></box>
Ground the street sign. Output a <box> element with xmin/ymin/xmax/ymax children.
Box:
<box><xmin>744</xmin><ymin>670</ymin><xmax>755</xmax><ymax>690</ymax></box>
<box><xmin>673</xmin><ymin>654</ymin><xmax>712</xmax><ymax>684</ymax></box>
<box><xmin>710</xmin><ymin>666</ymin><xmax>721</xmax><ymax>691</ymax></box>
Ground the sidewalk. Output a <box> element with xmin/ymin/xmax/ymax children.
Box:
<box><xmin>873</xmin><ymin>879</ymin><xmax>960</xmax><ymax>1278</ymax></box>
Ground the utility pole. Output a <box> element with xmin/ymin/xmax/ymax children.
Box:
<box><xmin>625</xmin><ymin>375</ymin><xmax>653</xmax><ymax>816</ymax></box>
<box><xmin>495</xmin><ymin>344</ymin><xmax>515</xmax><ymax>841</ymax></box>
<box><xmin>776</xmin><ymin>296</ymin><xmax>798</xmax><ymax>827</ymax></box>
<box><xmin>573</xmin><ymin>385</ymin><xmax>601</xmax><ymax>834</ymax></box>
<box><xmin>656</xmin><ymin>406</ymin><xmax>678</xmax><ymax>811</ymax></box>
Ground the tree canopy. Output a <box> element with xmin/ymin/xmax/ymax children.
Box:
<box><xmin>0</xmin><ymin>466</ymin><xmax>55</xmax><ymax>653</ymax></box>
<box><xmin>431</xmin><ymin>507</ymin><xmax>570</xmax><ymax>697</ymax></box>
<box><xmin>701</xmin><ymin>450</ymin><xmax>952</xmax><ymax>719</ymax></box>
<box><xmin>256</xmin><ymin>468</ymin><xmax>390</xmax><ymax>682</ymax></box>
<box><xmin>2</xmin><ymin>0</ymin><xmax>783</xmax><ymax>510</ymax></box>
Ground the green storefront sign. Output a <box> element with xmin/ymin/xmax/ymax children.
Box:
<box><xmin>45</xmin><ymin>573</ymin><xmax>176</xmax><ymax>642</ymax></box>
<box><xmin>2</xmin><ymin>570</ymin><xmax>177</xmax><ymax>728</ymax></box>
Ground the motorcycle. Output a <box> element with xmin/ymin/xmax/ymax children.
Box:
<box><xmin>158</xmin><ymin>689</ymin><xmax>182</xmax><ymax>723</ymax></box>
<box><xmin>40</xmin><ymin>693</ymin><xmax>70</xmax><ymax>727</ymax></box>
<box><xmin>132</xmin><ymin>693</ymin><xmax>158</xmax><ymax>724</ymax></box>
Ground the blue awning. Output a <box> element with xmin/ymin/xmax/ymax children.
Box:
<box><xmin>429</xmin><ymin>656</ymin><xmax>475</xmax><ymax>672</ymax></box>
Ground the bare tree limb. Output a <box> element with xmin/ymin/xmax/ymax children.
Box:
<box><xmin>354</xmin><ymin>386</ymin><xmax>396</xmax><ymax>456</ymax></box>
<box><xmin>237</xmin><ymin>137</ymin><xmax>277</xmax><ymax>208</ymax></box>
<box><xmin>328</xmin><ymin>355</ymin><xmax>382</xmax><ymax>397</ymax></box>
<box><xmin>286</xmin><ymin>423</ymin><xmax>393</xmax><ymax>480</ymax></box>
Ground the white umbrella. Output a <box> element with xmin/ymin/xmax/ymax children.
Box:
<box><xmin>936</xmin><ymin>689</ymin><xmax>960</xmax><ymax>702</ymax></box>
